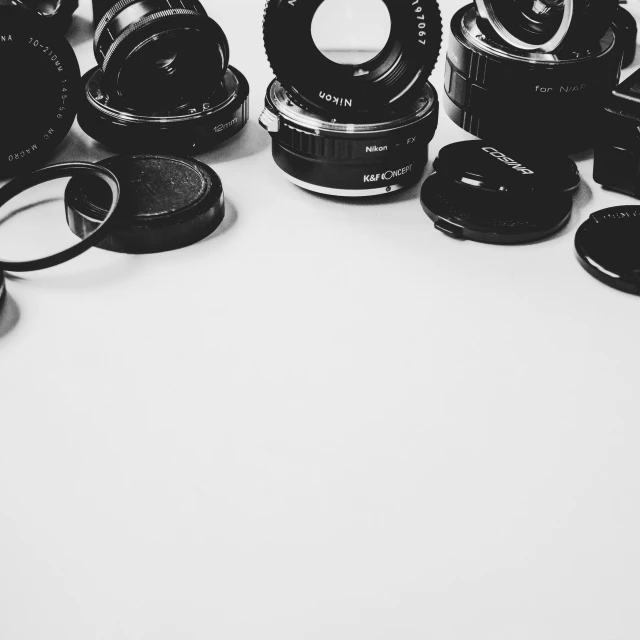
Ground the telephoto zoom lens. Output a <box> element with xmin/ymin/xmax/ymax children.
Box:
<box><xmin>260</xmin><ymin>0</ymin><xmax>442</xmax><ymax>197</ymax></box>
<box><xmin>444</xmin><ymin>4</ymin><xmax>622</xmax><ymax>150</ymax></box>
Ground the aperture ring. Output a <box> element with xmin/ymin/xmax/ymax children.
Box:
<box><xmin>262</xmin><ymin>0</ymin><xmax>442</xmax><ymax>116</ymax></box>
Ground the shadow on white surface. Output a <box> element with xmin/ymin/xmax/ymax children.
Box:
<box><xmin>0</xmin><ymin>293</ymin><xmax>20</xmax><ymax>341</ymax></box>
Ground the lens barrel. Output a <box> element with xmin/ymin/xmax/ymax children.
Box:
<box><xmin>93</xmin><ymin>0</ymin><xmax>229</xmax><ymax>111</ymax></box>
<box><xmin>260</xmin><ymin>79</ymin><xmax>439</xmax><ymax>197</ymax></box>
<box><xmin>0</xmin><ymin>8</ymin><xmax>81</xmax><ymax>178</ymax></box>
<box><xmin>263</xmin><ymin>0</ymin><xmax>442</xmax><ymax>116</ymax></box>
<box><xmin>444</xmin><ymin>5</ymin><xmax>622</xmax><ymax>150</ymax></box>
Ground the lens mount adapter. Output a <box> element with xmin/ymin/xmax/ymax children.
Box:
<box><xmin>94</xmin><ymin>0</ymin><xmax>229</xmax><ymax>111</ymax></box>
<box><xmin>260</xmin><ymin>79</ymin><xmax>439</xmax><ymax>197</ymax></box>
<box><xmin>0</xmin><ymin>0</ymin><xmax>79</xmax><ymax>33</ymax></box>
<box><xmin>444</xmin><ymin>5</ymin><xmax>622</xmax><ymax>150</ymax></box>
<box><xmin>0</xmin><ymin>8</ymin><xmax>81</xmax><ymax>178</ymax></box>
<box><xmin>475</xmin><ymin>0</ymin><xmax>618</xmax><ymax>53</ymax></box>
<box><xmin>263</xmin><ymin>0</ymin><xmax>442</xmax><ymax>116</ymax></box>
<box><xmin>78</xmin><ymin>65</ymin><xmax>249</xmax><ymax>154</ymax></box>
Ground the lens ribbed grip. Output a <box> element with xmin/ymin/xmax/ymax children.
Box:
<box><xmin>280</xmin><ymin>124</ymin><xmax>353</xmax><ymax>160</ymax></box>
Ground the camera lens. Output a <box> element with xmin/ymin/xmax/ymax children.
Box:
<box><xmin>94</xmin><ymin>0</ymin><xmax>229</xmax><ymax>111</ymax></box>
<box><xmin>444</xmin><ymin>4</ymin><xmax>622</xmax><ymax>150</ymax></box>
<box><xmin>0</xmin><ymin>0</ymin><xmax>78</xmax><ymax>33</ymax></box>
<box><xmin>263</xmin><ymin>0</ymin><xmax>442</xmax><ymax>116</ymax></box>
<box><xmin>0</xmin><ymin>8</ymin><xmax>81</xmax><ymax>178</ymax></box>
<box><xmin>260</xmin><ymin>79</ymin><xmax>439</xmax><ymax>197</ymax></box>
<box><xmin>475</xmin><ymin>0</ymin><xmax>618</xmax><ymax>52</ymax></box>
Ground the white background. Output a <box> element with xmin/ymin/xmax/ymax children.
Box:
<box><xmin>2</xmin><ymin>1</ymin><xmax>640</xmax><ymax>639</ymax></box>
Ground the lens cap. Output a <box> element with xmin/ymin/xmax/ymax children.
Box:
<box><xmin>421</xmin><ymin>141</ymin><xmax>580</xmax><ymax>244</ymax></box>
<box><xmin>575</xmin><ymin>206</ymin><xmax>640</xmax><ymax>294</ymax></box>
<box><xmin>0</xmin><ymin>8</ymin><xmax>80</xmax><ymax>178</ymax></box>
<box><xmin>65</xmin><ymin>154</ymin><xmax>225</xmax><ymax>254</ymax></box>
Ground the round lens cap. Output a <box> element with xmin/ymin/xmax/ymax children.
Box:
<box><xmin>65</xmin><ymin>154</ymin><xmax>225</xmax><ymax>254</ymax></box>
<box><xmin>576</xmin><ymin>206</ymin><xmax>640</xmax><ymax>295</ymax></box>
<box><xmin>421</xmin><ymin>141</ymin><xmax>580</xmax><ymax>245</ymax></box>
<box><xmin>0</xmin><ymin>8</ymin><xmax>80</xmax><ymax>178</ymax></box>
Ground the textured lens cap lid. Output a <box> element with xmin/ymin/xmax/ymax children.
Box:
<box><xmin>65</xmin><ymin>154</ymin><xmax>225</xmax><ymax>254</ymax></box>
<box><xmin>576</xmin><ymin>206</ymin><xmax>640</xmax><ymax>295</ymax></box>
<box><xmin>0</xmin><ymin>8</ymin><xmax>80</xmax><ymax>178</ymax></box>
<box><xmin>421</xmin><ymin>141</ymin><xmax>580</xmax><ymax>245</ymax></box>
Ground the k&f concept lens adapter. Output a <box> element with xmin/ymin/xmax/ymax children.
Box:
<box><xmin>260</xmin><ymin>79</ymin><xmax>439</xmax><ymax>197</ymax></box>
<box><xmin>263</xmin><ymin>0</ymin><xmax>442</xmax><ymax>116</ymax></box>
<box><xmin>79</xmin><ymin>0</ymin><xmax>249</xmax><ymax>153</ymax></box>
<box><xmin>0</xmin><ymin>8</ymin><xmax>81</xmax><ymax>178</ymax></box>
<box><xmin>444</xmin><ymin>4</ymin><xmax>622</xmax><ymax>150</ymax></box>
<box><xmin>0</xmin><ymin>0</ymin><xmax>78</xmax><ymax>34</ymax></box>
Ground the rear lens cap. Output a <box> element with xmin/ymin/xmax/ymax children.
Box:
<box><xmin>575</xmin><ymin>206</ymin><xmax>640</xmax><ymax>295</ymax></box>
<box><xmin>0</xmin><ymin>8</ymin><xmax>80</xmax><ymax>178</ymax></box>
<box><xmin>421</xmin><ymin>141</ymin><xmax>580</xmax><ymax>244</ymax></box>
<box><xmin>65</xmin><ymin>154</ymin><xmax>225</xmax><ymax>254</ymax></box>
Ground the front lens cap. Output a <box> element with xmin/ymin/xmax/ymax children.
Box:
<box><xmin>65</xmin><ymin>154</ymin><xmax>225</xmax><ymax>254</ymax></box>
<box><xmin>575</xmin><ymin>206</ymin><xmax>640</xmax><ymax>295</ymax></box>
<box><xmin>421</xmin><ymin>141</ymin><xmax>580</xmax><ymax>244</ymax></box>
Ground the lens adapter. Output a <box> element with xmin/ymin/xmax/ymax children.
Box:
<box><xmin>263</xmin><ymin>0</ymin><xmax>442</xmax><ymax>116</ymax></box>
<box><xmin>444</xmin><ymin>5</ymin><xmax>622</xmax><ymax>150</ymax></box>
<box><xmin>78</xmin><ymin>65</ymin><xmax>249</xmax><ymax>153</ymax></box>
<box><xmin>475</xmin><ymin>0</ymin><xmax>618</xmax><ymax>53</ymax></box>
<box><xmin>0</xmin><ymin>8</ymin><xmax>81</xmax><ymax>178</ymax></box>
<box><xmin>0</xmin><ymin>0</ymin><xmax>78</xmax><ymax>33</ymax></box>
<box><xmin>93</xmin><ymin>0</ymin><xmax>229</xmax><ymax>111</ymax></box>
<box><xmin>260</xmin><ymin>79</ymin><xmax>439</xmax><ymax>197</ymax></box>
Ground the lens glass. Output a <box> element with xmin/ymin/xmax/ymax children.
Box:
<box><xmin>118</xmin><ymin>30</ymin><xmax>213</xmax><ymax>110</ymax></box>
<box><xmin>518</xmin><ymin>0</ymin><xmax>564</xmax><ymax>36</ymax></box>
<box><xmin>0</xmin><ymin>175</ymin><xmax>114</xmax><ymax>266</ymax></box>
<box><xmin>311</xmin><ymin>0</ymin><xmax>391</xmax><ymax>65</ymax></box>
<box><xmin>15</xmin><ymin>0</ymin><xmax>61</xmax><ymax>15</ymax></box>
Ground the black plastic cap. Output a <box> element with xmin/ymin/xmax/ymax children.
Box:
<box><xmin>421</xmin><ymin>141</ymin><xmax>580</xmax><ymax>244</ymax></box>
<box><xmin>575</xmin><ymin>206</ymin><xmax>640</xmax><ymax>294</ymax></box>
<box><xmin>65</xmin><ymin>154</ymin><xmax>225</xmax><ymax>254</ymax></box>
<box><xmin>614</xmin><ymin>6</ymin><xmax>638</xmax><ymax>69</ymax></box>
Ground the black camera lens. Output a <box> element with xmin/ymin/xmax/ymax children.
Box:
<box><xmin>0</xmin><ymin>8</ymin><xmax>81</xmax><ymax>178</ymax></box>
<box><xmin>263</xmin><ymin>0</ymin><xmax>442</xmax><ymax>116</ymax></box>
<box><xmin>476</xmin><ymin>0</ymin><xmax>618</xmax><ymax>52</ymax></box>
<box><xmin>444</xmin><ymin>4</ymin><xmax>622</xmax><ymax>150</ymax></box>
<box><xmin>260</xmin><ymin>79</ymin><xmax>439</xmax><ymax>197</ymax></box>
<box><xmin>93</xmin><ymin>0</ymin><xmax>229</xmax><ymax>111</ymax></box>
<box><xmin>78</xmin><ymin>65</ymin><xmax>249</xmax><ymax>154</ymax></box>
<box><xmin>0</xmin><ymin>0</ymin><xmax>78</xmax><ymax>33</ymax></box>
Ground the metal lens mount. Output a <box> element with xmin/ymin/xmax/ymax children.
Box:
<box><xmin>78</xmin><ymin>65</ymin><xmax>249</xmax><ymax>154</ymax></box>
<box><xmin>475</xmin><ymin>0</ymin><xmax>618</xmax><ymax>52</ymax></box>
<box><xmin>444</xmin><ymin>5</ymin><xmax>622</xmax><ymax>149</ymax></box>
<box><xmin>259</xmin><ymin>79</ymin><xmax>439</xmax><ymax>197</ymax></box>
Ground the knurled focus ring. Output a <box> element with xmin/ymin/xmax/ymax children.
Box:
<box><xmin>262</xmin><ymin>0</ymin><xmax>442</xmax><ymax>116</ymax></box>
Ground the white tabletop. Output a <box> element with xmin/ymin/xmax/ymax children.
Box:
<box><xmin>2</xmin><ymin>2</ymin><xmax>640</xmax><ymax>639</ymax></box>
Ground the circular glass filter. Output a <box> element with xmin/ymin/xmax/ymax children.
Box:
<box><xmin>0</xmin><ymin>163</ymin><xmax>120</xmax><ymax>272</ymax></box>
